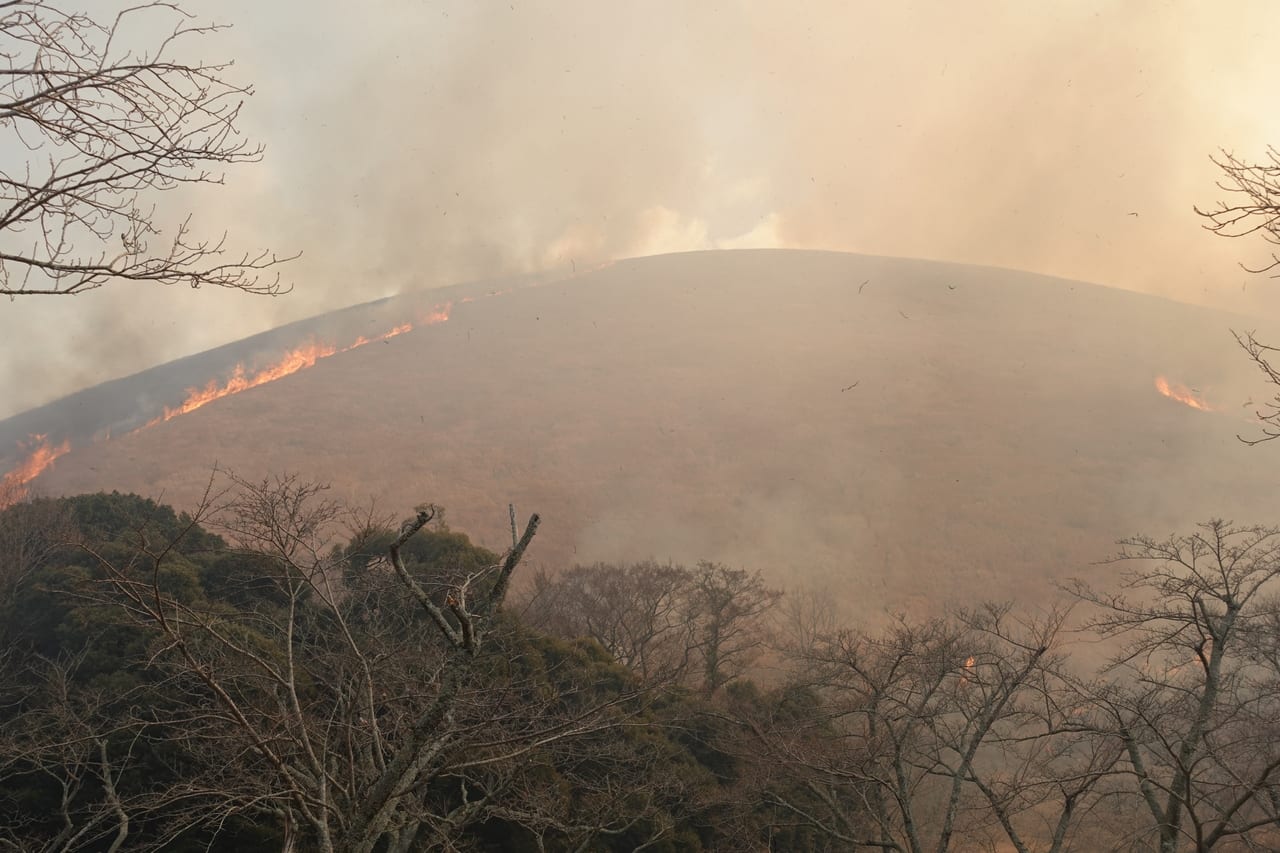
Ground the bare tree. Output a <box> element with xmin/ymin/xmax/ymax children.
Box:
<box><xmin>76</xmin><ymin>473</ymin><xmax>668</xmax><ymax>852</ymax></box>
<box><xmin>1194</xmin><ymin>146</ymin><xmax>1280</xmax><ymax>447</ymax></box>
<box><xmin>522</xmin><ymin>560</ymin><xmax>698</xmax><ymax>684</ymax></box>
<box><xmin>755</xmin><ymin>604</ymin><xmax>1074</xmax><ymax>853</ymax></box>
<box><xmin>688</xmin><ymin>561</ymin><xmax>781</xmax><ymax>696</ymax></box>
<box><xmin>0</xmin><ymin>493</ymin><xmax>73</xmax><ymax>621</ymax></box>
<box><xmin>1195</xmin><ymin>147</ymin><xmax>1280</xmax><ymax>277</ymax></box>
<box><xmin>467</xmin><ymin>723</ymin><xmax>705</xmax><ymax>853</ymax></box>
<box><xmin>522</xmin><ymin>559</ymin><xmax>781</xmax><ymax>695</ymax></box>
<box><xmin>0</xmin><ymin>1</ymin><xmax>292</xmax><ymax>296</ymax></box>
<box><xmin>1070</xmin><ymin>520</ymin><xmax>1280</xmax><ymax>852</ymax></box>
<box><xmin>0</xmin><ymin>644</ymin><xmax>262</xmax><ymax>852</ymax></box>
<box><xmin>1231</xmin><ymin>330</ymin><xmax>1280</xmax><ymax>446</ymax></box>
<box><xmin>963</xmin><ymin>659</ymin><xmax>1125</xmax><ymax>853</ymax></box>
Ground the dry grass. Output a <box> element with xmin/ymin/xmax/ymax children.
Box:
<box><xmin>29</xmin><ymin>250</ymin><xmax>1279</xmax><ymax>621</ymax></box>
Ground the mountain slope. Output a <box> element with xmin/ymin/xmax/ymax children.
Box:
<box><xmin>15</xmin><ymin>250</ymin><xmax>1276</xmax><ymax>616</ymax></box>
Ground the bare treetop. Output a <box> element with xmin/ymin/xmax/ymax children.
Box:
<box><xmin>1196</xmin><ymin>146</ymin><xmax>1280</xmax><ymax>277</ymax></box>
<box><xmin>0</xmin><ymin>1</ymin><xmax>293</xmax><ymax>296</ymax></box>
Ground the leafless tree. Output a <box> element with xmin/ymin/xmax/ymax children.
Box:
<box><xmin>522</xmin><ymin>559</ymin><xmax>781</xmax><ymax>695</ymax></box>
<box><xmin>1193</xmin><ymin>146</ymin><xmax>1280</xmax><ymax>447</ymax></box>
<box><xmin>1069</xmin><ymin>520</ymin><xmax>1280</xmax><ymax>852</ymax></box>
<box><xmin>471</xmin><ymin>725</ymin><xmax>705</xmax><ymax>853</ymax></box>
<box><xmin>1196</xmin><ymin>147</ymin><xmax>1280</xmax><ymax>277</ymax></box>
<box><xmin>1230</xmin><ymin>330</ymin><xmax>1280</xmax><ymax>446</ymax></box>
<box><xmin>79</xmin><ymin>473</ymin><xmax>665</xmax><ymax>852</ymax></box>
<box><xmin>0</xmin><ymin>492</ymin><xmax>73</xmax><ymax>618</ymax></box>
<box><xmin>773</xmin><ymin>586</ymin><xmax>840</xmax><ymax>660</ymax></box>
<box><xmin>0</xmin><ymin>1</ymin><xmax>292</xmax><ymax>296</ymax></box>
<box><xmin>522</xmin><ymin>560</ymin><xmax>698</xmax><ymax>684</ymax></box>
<box><xmin>0</xmin><ymin>648</ymin><xmax>254</xmax><ymax>852</ymax></box>
<box><xmin>688</xmin><ymin>561</ymin><xmax>781</xmax><ymax>696</ymax></box>
<box><xmin>755</xmin><ymin>604</ymin><xmax>1076</xmax><ymax>853</ymax></box>
<box><xmin>964</xmin><ymin>661</ymin><xmax>1126</xmax><ymax>853</ymax></box>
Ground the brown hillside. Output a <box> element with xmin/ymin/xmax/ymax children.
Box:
<box><xmin>29</xmin><ymin>250</ymin><xmax>1280</xmax><ymax>618</ymax></box>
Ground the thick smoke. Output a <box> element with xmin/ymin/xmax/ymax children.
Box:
<box><xmin>2</xmin><ymin>0</ymin><xmax>1279</xmax><ymax>419</ymax></box>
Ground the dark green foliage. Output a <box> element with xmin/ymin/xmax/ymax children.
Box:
<box><xmin>200</xmin><ymin>549</ymin><xmax>290</xmax><ymax>608</ymax></box>
<box><xmin>0</xmin><ymin>491</ymin><xmax>811</xmax><ymax>852</ymax></box>
<box><xmin>0</xmin><ymin>493</ymin><xmax>255</xmax><ymax>851</ymax></box>
<box><xmin>63</xmin><ymin>491</ymin><xmax>224</xmax><ymax>555</ymax></box>
<box><xmin>5</xmin><ymin>493</ymin><xmax>213</xmax><ymax>682</ymax></box>
<box><xmin>344</xmin><ymin>519</ymin><xmax>499</xmax><ymax>584</ymax></box>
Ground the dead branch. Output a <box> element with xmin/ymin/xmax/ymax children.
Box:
<box><xmin>0</xmin><ymin>2</ymin><xmax>294</xmax><ymax>296</ymax></box>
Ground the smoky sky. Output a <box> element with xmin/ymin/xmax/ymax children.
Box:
<box><xmin>2</xmin><ymin>0</ymin><xmax>1279</xmax><ymax>420</ymax></box>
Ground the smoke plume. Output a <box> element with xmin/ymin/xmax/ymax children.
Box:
<box><xmin>2</xmin><ymin>0</ymin><xmax>1278</xmax><ymax>418</ymax></box>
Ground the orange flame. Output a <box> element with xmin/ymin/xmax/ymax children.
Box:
<box><xmin>958</xmin><ymin>654</ymin><xmax>978</xmax><ymax>686</ymax></box>
<box><xmin>0</xmin><ymin>434</ymin><xmax>71</xmax><ymax>509</ymax></box>
<box><xmin>0</xmin><ymin>254</ymin><xmax>629</xmax><ymax>499</ymax></box>
<box><xmin>0</xmin><ymin>301</ymin><xmax>457</xmax><ymax>497</ymax></box>
<box><xmin>149</xmin><ymin>342</ymin><xmax>339</xmax><ymax>424</ymax></box>
<box><xmin>145</xmin><ymin>303</ymin><xmax>452</xmax><ymax>426</ymax></box>
<box><xmin>1154</xmin><ymin>376</ymin><xmax>1214</xmax><ymax>412</ymax></box>
<box><xmin>420</xmin><ymin>304</ymin><xmax>450</xmax><ymax>325</ymax></box>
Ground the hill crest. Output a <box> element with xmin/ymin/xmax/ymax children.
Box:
<box><xmin>6</xmin><ymin>249</ymin><xmax>1274</xmax><ymax>616</ymax></box>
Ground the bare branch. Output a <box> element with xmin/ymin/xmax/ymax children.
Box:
<box><xmin>1195</xmin><ymin>146</ymin><xmax>1280</xmax><ymax>277</ymax></box>
<box><xmin>0</xmin><ymin>1</ymin><xmax>294</xmax><ymax>296</ymax></box>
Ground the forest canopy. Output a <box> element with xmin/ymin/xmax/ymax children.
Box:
<box><xmin>3</xmin><ymin>486</ymin><xmax>1280</xmax><ymax>851</ymax></box>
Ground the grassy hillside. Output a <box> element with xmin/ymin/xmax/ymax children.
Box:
<box><xmin>21</xmin><ymin>249</ymin><xmax>1278</xmax><ymax>617</ymax></box>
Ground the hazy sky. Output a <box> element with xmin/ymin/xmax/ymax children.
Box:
<box><xmin>3</xmin><ymin>0</ymin><xmax>1279</xmax><ymax>418</ymax></box>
